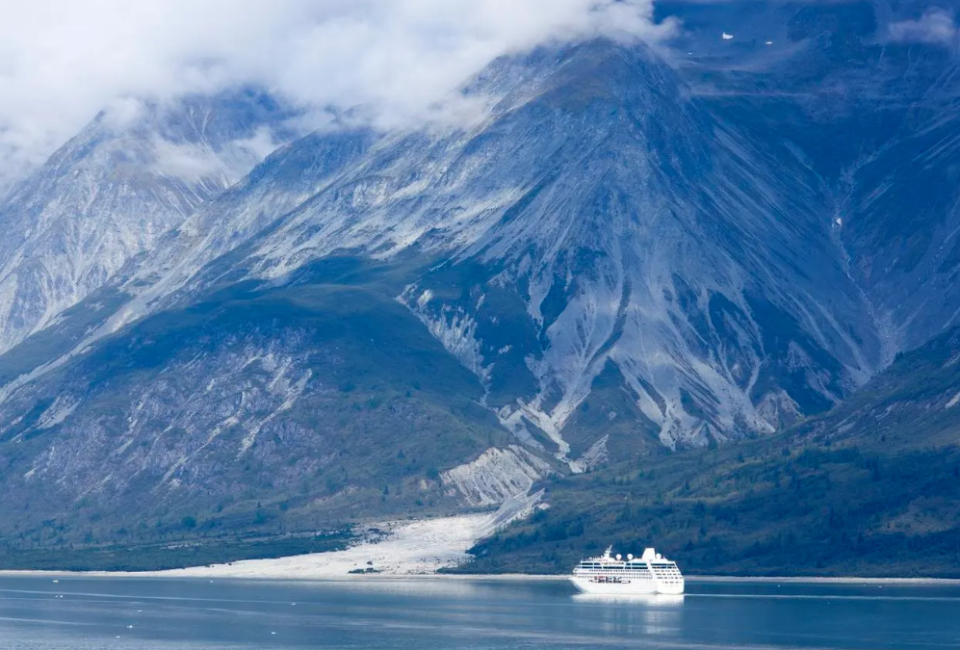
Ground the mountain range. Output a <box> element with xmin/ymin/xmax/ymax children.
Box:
<box><xmin>1</xmin><ymin>0</ymin><xmax>959</xmax><ymax>575</ymax></box>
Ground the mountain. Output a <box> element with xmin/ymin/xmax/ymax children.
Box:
<box><xmin>0</xmin><ymin>257</ymin><xmax>534</xmax><ymax>552</ymax></box>
<box><xmin>0</xmin><ymin>123</ymin><xmax>381</xmax><ymax>412</ymax></box>
<box><xmin>1</xmin><ymin>1</ymin><xmax>960</xmax><ymax>573</ymax></box>
<box><xmin>798</xmin><ymin>325</ymin><xmax>960</xmax><ymax>449</ymax></box>
<box><xmin>109</xmin><ymin>38</ymin><xmax>888</xmax><ymax>457</ymax></box>
<box><xmin>461</xmin><ymin>0</ymin><xmax>960</xmax><ymax>577</ymax></box>
<box><xmin>663</xmin><ymin>0</ymin><xmax>960</xmax><ymax>358</ymax></box>
<box><xmin>0</xmin><ymin>39</ymin><xmax>879</xmax><ymax>482</ymax></box>
<box><xmin>464</xmin><ymin>324</ymin><xmax>960</xmax><ymax>578</ymax></box>
<box><xmin>0</xmin><ymin>89</ymin><xmax>297</xmax><ymax>356</ymax></box>
<box><xmin>225</xmin><ymin>39</ymin><xmax>881</xmax><ymax>460</ymax></box>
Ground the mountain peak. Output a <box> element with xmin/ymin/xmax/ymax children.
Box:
<box><xmin>0</xmin><ymin>90</ymin><xmax>296</xmax><ymax>355</ymax></box>
<box><xmin>180</xmin><ymin>33</ymin><xmax>875</xmax><ymax>462</ymax></box>
<box><xmin>467</xmin><ymin>37</ymin><xmax>679</xmax><ymax>116</ymax></box>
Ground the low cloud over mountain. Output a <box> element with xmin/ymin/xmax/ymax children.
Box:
<box><xmin>0</xmin><ymin>0</ymin><xmax>673</xmax><ymax>186</ymax></box>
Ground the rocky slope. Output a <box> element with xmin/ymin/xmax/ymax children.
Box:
<box><xmin>125</xmin><ymin>39</ymin><xmax>884</xmax><ymax>458</ymax></box>
<box><xmin>1</xmin><ymin>40</ymin><xmax>883</xmax><ymax>478</ymax></box>
<box><xmin>0</xmin><ymin>89</ymin><xmax>295</xmax><ymax>356</ymax></box>
<box><xmin>797</xmin><ymin>325</ymin><xmax>960</xmax><ymax>450</ymax></box>
<box><xmin>466</xmin><ymin>0</ymin><xmax>960</xmax><ymax>576</ymax></box>
<box><xmin>0</xmin><ymin>258</ymin><xmax>551</xmax><ymax>549</ymax></box>
<box><xmin>667</xmin><ymin>0</ymin><xmax>960</xmax><ymax>359</ymax></box>
<box><xmin>465</xmin><ymin>324</ymin><xmax>960</xmax><ymax>577</ymax></box>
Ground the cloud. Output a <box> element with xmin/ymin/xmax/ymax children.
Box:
<box><xmin>151</xmin><ymin>126</ymin><xmax>284</xmax><ymax>185</ymax></box>
<box><xmin>0</xmin><ymin>0</ymin><xmax>674</xmax><ymax>187</ymax></box>
<box><xmin>888</xmin><ymin>8</ymin><xmax>958</xmax><ymax>46</ymax></box>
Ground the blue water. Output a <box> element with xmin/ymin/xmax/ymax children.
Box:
<box><xmin>1</xmin><ymin>576</ymin><xmax>958</xmax><ymax>649</ymax></box>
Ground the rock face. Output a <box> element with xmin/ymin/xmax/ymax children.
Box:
<box><xmin>2</xmin><ymin>2</ymin><xmax>960</xmax><ymax>552</ymax></box>
<box><xmin>668</xmin><ymin>0</ymin><xmax>960</xmax><ymax>361</ymax></box>
<box><xmin>0</xmin><ymin>90</ymin><xmax>295</xmax><ymax>355</ymax></box>
<box><xmin>441</xmin><ymin>446</ymin><xmax>553</xmax><ymax>507</ymax></box>
<box><xmin>0</xmin><ymin>272</ymin><xmax>515</xmax><ymax>544</ymax></box>
<box><xmin>215</xmin><ymin>40</ymin><xmax>879</xmax><ymax>459</ymax></box>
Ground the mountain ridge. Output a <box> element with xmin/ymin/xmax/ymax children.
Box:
<box><xmin>0</xmin><ymin>89</ymin><xmax>298</xmax><ymax>357</ymax></box>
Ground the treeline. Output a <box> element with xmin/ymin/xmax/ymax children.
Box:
<box><xmin>0</xmin><ymin>530</ymin><xmax>352</xmax><ymax>572</ymax></box>
<box><xmin>458</xmin><ymin>442</ymin><xmax>960</xmax><ymax>577</ymax></box>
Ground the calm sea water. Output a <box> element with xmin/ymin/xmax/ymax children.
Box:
<box><xmin>0</xmin><ymin>575</ymin><xmax>958</xmax><ymax>650</ymax></box>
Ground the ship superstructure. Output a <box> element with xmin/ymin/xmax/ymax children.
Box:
<box><xmin>570</xmin><ymin>547</ymin><xmax>684</xmax><ymax>595</ymax></box>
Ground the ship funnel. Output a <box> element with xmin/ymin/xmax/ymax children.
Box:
<box><xmin>641</xmin><ymin>548</ymin><xmax>657</xmax><ymax>561</ymax></box>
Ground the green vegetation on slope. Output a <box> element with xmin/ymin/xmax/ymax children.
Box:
<box><xmin>463</xmin><ymin>440</ymin><xmax>960</xmax><ymax>577</ymax></box>
<box><xmin>0</xmin><ymin>255</ymin><xmax>517</xmax><ymax>563</ymax></box>
<box><xmin>462</xmin><ymin>327</ymin><xmax>960</xmax><ymax>577</ymax></box>
<box><xmin>0</xmin><ymin>530</ymin><xmax>351</xmax><ymax>573</ymax></box>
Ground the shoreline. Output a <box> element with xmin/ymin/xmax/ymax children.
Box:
<box><xmin>1</xmin><ymin>569</ymin><xmax>958</xmax><ymax>585</ymax></box>
<box><xmin>2</xmin><ymin>503</ymin><xmax>957</xmax><ymax>586</ymax></box>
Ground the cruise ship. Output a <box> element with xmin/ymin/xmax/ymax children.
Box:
<box><xmin>570</xmin><ymin>547</ymin><xmax>684</xmax><ymax>595</ymax></box>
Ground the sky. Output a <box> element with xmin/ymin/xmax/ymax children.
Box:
<box><xmin>0</xmin><ymin>0</ymin><xmax>673</xmax><ymax>186</ymax></box>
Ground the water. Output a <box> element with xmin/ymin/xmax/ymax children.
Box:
<box><xmin>1</xmin><ymin>575</ymin><xmax>958</xmax><ymax>649</ymax></box>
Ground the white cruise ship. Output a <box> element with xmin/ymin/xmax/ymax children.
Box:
<box><xmin>570</xmin><ymin>547</ymin><xmax>684</xmax><ymax>595</ymax></box>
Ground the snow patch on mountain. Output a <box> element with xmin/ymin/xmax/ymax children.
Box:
<box><xmin>497</xmin><ymin>400</ymin><xmax>575</xmax><ymax>461</ymax></box>
<box><xmin>494</xmin><ymin>405</ymin><xmax>547</xmax><ymax>451</ymax></box>
<box><xmin>238</xmin><ymin>358</ymin><xmax>312</xmax><ymax>456</ymax></box>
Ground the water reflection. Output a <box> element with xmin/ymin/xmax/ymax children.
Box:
<box><xmin>571</xmin><ymin>593</ymin><xmax>685</xmax><ymax>606</ymax></box>
<box><xmin>278</xmin><ymin>576</ymin><xmax>566</xmax><ymax>601</ymax></box>
<box><xmin>255</xmin><ymin>577</ymin><xmax>495</xmax><ymax>599</ymax></box>
<box><xmin>571</xmin><ymin>593</ymin><xmax>685</xmax><ymax>637</ymax></box>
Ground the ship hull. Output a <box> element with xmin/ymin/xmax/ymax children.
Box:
<box><xmin>570</xmin><ymin>577</ymin><xmax>685</xmax><ymax>596</ymax></box>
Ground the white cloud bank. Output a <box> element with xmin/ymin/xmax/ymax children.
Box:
<box><xmin>0</xmin><ymin>0</ymin><xmax>674</xmax><ymax>183</ymax></box>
